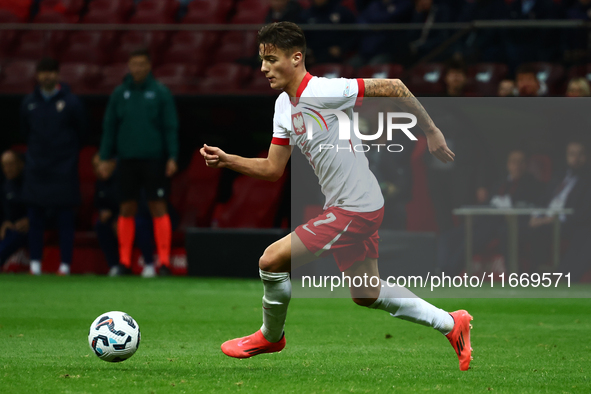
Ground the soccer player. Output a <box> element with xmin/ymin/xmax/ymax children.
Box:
<box><xmin>200</xmin><ymin>22</ymin><xmax>473</xmax><ymax>371</ymax></box>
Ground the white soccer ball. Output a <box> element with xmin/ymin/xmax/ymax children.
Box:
<box><xmin>88</xmin><ymin>311</ymin><xmax>140</xmax><ymax>362</ymax></box>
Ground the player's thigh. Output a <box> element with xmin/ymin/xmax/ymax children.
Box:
<box><xmin>344</xmin><ymin>257</ymin><xmax>381</xmax><ymax>301</ymax></box>
<box><xmin>259</xmin><ymin>232</ymin><xmax>317</xmax><ymax>273</ymax></box>
<box><xmin>142</xmin><ymin>158</ymin><xmax>169</xmax><ymax>201</ymax></box>
<box><xmin>118</xmin><ymin>159</ymin><xmax>142</xmax><ymax>203</ymax></box>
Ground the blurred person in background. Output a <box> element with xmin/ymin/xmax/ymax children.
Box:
<box><xmin>437</xmin><ymin>149</ymin><xmax>545</xmax><ymax>275</ymax></box>
<box><xmin>404</xmin><ymin>0</ymin><xmax>452</xmax><ymax>63</ymax></box>
<box><xmin>98</xmin><ymin>48</ymin><xmax>179</xmax><ymax>277</ymax></box>
<box><xmin>443</xmin><ymin>60</ymin><xmax>468</xmax><ymax>97</ymax></box>
<box><xmin>93</xmin><ymin>154</ymin><xmax>179</xmax><ymax>277</ymax></box>
<box><xmin>266</xmin><ymin>0</ymin><xmax>302</xmax><ymax>23</ymax></box>
<box><xmin>349</xmin><ymin>0</ymin><xmax>413</xmax><ymax>68</ymax></box>
<box><xmin>0</xmin><ymin>150</ymin><xmax>28</xmax><ymax>271</ymax></box>
<box><xmin>300</xmin><ymin>0</ymin><xmax>356</xmax><ymax>65</ymax></box>
<box><xmin>20</xmin><ymin>57</ymin><xmax>86</xmax><ymax>276</ymax></box>
<box><xmin>515</xmin><ymin>64</ymin><xmax>544</xmax><ymax>97</ymax></box>
<box><xmin>565</xmin><ymin>77</ymin><xmax>591</xmax><ymax>97</ymax></box>
<box><xmin>498</xmin><ymin>79</ymin><xmax>516</xmax><ymax>97</ymax></box>
<box><xmin>526</xmin><ymin>141</ymin><xmax>591</xmax><ymax>278</ymax></box>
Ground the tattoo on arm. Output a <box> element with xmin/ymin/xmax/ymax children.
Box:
<box><xmin>364</xmin><ymin>79</ymin><xmax>436</xmax><ymax>133</ymax></box>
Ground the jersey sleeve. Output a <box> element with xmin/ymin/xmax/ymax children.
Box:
<box><xmin>314</xmin><ymin>77</ymin><xmax>365</xmax><ymax>110</ymax></box>
<box><xmin>271</xmin><ymin>96</ymin><xmax>293</xmax><ymax>145</ymax></box>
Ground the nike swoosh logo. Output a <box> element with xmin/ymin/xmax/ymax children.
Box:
<box><xmin>302</xmin><ymin>224</ymin><xmax>316</xmax><ymax>235</ymax></box>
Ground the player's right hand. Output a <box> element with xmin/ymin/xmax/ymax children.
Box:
<box><xmin>97</xmin><ymin>160</ymin><xmax>115</xmax><ymax>180</ymax></box>
<box><xmin>200</xmin><ymin>144</ymin><xmax>227</xmax><ymax>168</ymax></box>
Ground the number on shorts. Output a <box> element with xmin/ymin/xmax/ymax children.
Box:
<box><xmin>313</xmin><ymin>213</ymin><xmax>337</xmax><ymax>227</ymax></box>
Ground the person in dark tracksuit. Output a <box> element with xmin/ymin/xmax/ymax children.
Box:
<box><xmin>92</xmin><ymin>154</ymin><xmax>179</xmax><ymax>277</ymax></box>
<box><xmin>0</xmin><ymin>150</ymin><xmax>28</xmax><ymax>270</ymax></box>
<box><xmin>20</xmin><ymin>58</ymin><xmax>86</xmax><ymax>276</ymax></box>
<box><xmin>98</xmin><ymin>48</ymin><xmax>179</xmax><ymax>277</ymax></box>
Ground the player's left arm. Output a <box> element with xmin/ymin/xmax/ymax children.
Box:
<box><xmin>363</xmin><ymin>79</ymin><xmax>455</xmax><ymax>163</ymax></box>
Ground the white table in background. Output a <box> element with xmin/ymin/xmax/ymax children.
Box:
<box><xmin>452</xmin><ymin>207</ymin><xmax>574</xmax><ymax>274</ymax></box>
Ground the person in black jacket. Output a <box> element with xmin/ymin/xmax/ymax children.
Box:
<box><xmin>526</xmin><ymin>141</ymin><xmax>591</xmax><ymax>278</ymax></box>
<box><xmin>437</xmin><ymin>149</ymin><xmax>545</xmax><ymax>275</ymax></box>
<box><xmin>0</xmin><ymin>150</ymin><xmax>28</xmax><ymax>270</ymax></box>
<box><xmin>20</xmin><ymin>57</ymin><xmax>86</xmax><ymax>276</ymax></box>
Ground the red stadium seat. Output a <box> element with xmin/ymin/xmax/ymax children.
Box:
<box><xmin>32</xmin><ymin>10</ymin><xmax>72</xmax><ymax>23</ymax></box>
<box><xmin>198</xmin><ymin>63</ymin><xmax>252</xmax><ymax>94</ymax></box>
<box><xmin>567</xmin><ymin>63</ymin><xmax>591</xmax><ymax>82</ymax></box>
<box><xmin>524</xmin><ymin>62</ymin><xmax>565</xmax><ymax>96</ymax></box>
<box><xmin>128</xmin><ymin>14</ymin><xmax>174</xmax><ymax>24</ymax></box>
<box><xmin>11</xmin><ymin>30</ymin><xmax>64</xmax><ymax>61</ymax></box>
<box><xmin>38</xmin><ymin>0</ymin><xmax>85</xmax><ymax>22</ymax></box>
<box><xmin>406</xmin><ymin>63</ymin><xmax>445</xmax><ymax>96</ymax></box>
<box><xmin>405</xmin><ymin>135</ymin><xmax>438</xmax><ymax>232</ymax></box>
<box><xmin>152</xmin><ymin>63</ymin><xmax>201</xmax><ymax>94</ymax></box>
<box><xmin>212</xmin><ymin>171</ymin><xmax>288</xmax><ymax>228</ymax></box>
<box><xmin>341</xmin><ymin>0</ymin><xmax>358</xmax><ymax>14</ymax></box>
<box><xmin>97</xmin><ymin>63</ymin><xmax>129</xmax><ymax>94</ymax></box>
<box><xmin>182</xmin><ymin>0</ymin><xmax>232</xmax><ymax>24</ymax></box>
<box><xmin>129</xmin><ymin>0</ymin><xmax>178</xmax><ymax>23</ymax></box>
<box><xmin>465</xmin><ymin>63</ymin><xmax>508</xmax><ymax>97</ymax></box>
<box><xmin>356</xmin><ymin>64</ymin><xmax>404</xmax><ymax>79</ymax></box>
<box><xmin>77</xmin><ymin>146</ymin><xmax>98</xmax><ymax>231</ymax></box>
<box><xmin>172</xmin><ymin>151</ymin><xmax>223</xmax><ymax>228</ymax></box>
<box><xmin>213</xmin><ymin>31</ymin><xmax>258</xmax><ymax>63</ymax></box>
<box><xmin>0</xmin><ymin>8</ymin><xmax>26</xmax><ymax>22</ymax></box>
<box><xmin>231</xmin><ymin>7</ymin><xmax>267</xmax><ymax>24</ymax></box>
<box><xmin>0</xmin><ymin>10</ymin><xmax>20</xmax><ymax>57</ymax></box>
<box><xmin>309</xmin><ymin>63</ymin><xmax>354</xmax><ymax>79</ymax></box>
<box><xmin>82</xmin><ymin>0</ymin><xmax>134</xmax><ymax>23</ymax></box>
<box><xmin>244</xmin><ymin>70</ymin><xmax>278</xmax><ymax>95</ymax></box>
<box><xmin>60</xmin><ymin>40</ymin><xmax>108</xmax><ymax>64</ymax></box>
<box><xmin>111</xmin><ymin>31</ymin><xmax>169</xmax><ymax>64</ymax></box>
<box><xmin>59</xmin><ymin>63</ymin><xmax>101</xmax><ymax>94</ymax></box>
<box><xmin>0</xmin><ymin>60</ymin><xmax>37</xmax><ymax>94</ymax></box>
<box><xmin>159</xmin><ymin>31</ymin><xmax>217</xmax><ymax>68</ymax></box>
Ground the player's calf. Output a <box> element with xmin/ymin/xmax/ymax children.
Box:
<box><xmin>351</xmin><ymin>296</ymin><xmax>379</xmax><ymax>307</ymax></box>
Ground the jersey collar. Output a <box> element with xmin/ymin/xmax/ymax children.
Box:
<box><xmin>291</xmin><ymin>72</ymin><xmax>313</xmax><ymax>106</ymax></box>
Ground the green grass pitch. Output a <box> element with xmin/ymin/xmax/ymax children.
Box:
<box><xmin>0</xmin><ymin>276</ymin><xmax>589</xmax><ymax>393</ymax></box>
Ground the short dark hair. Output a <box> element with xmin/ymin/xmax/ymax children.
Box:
<box><xmin>257</xmin><ymin>22</ymin><xmax>306</xmax><ymax>56</ymax></box>
<box><xmin>36</xmin><ymin>57</ymin><xmax>59</xmax><ymax>72</ymax></box>
<box><xmin>515</xmin><ymin>64</ymin><xmax>538</xmax><ymax>78</ymax></box>
<box><xmin>129</xmin><ymin>47</ymin><xmax>151</xmax><ymax>62</ymax></box>
<box><xmin>567</xmin><ymin>140</ymin><xmax>586</xmax><ymax>151</ymax></box>
<box><xmin>445</xmin><ymin>59</ymin><xmax>466</xmax><ymax>74</ymax></box>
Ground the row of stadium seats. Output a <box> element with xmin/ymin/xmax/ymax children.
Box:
<box><xmin>0</xmin><ymin>59</ymin><xmax>583</xmax><ymax>96</ymax></box>
<box><xmin>57</xmin><ymin>145</ymin><xmax>288</xmax><ymax>232</ymax></box>
<box><xmin>0</xmin><ymin>0</ymin><xmax>272</xmax><ymax>25</ymax></box>
<box><xmin>0</xmin><ymin>30</ymin><xmax>260</xmax><ymax>65</ymax></box>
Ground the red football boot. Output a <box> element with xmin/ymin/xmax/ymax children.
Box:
<box><xmin>445</xmin><ymin>310</ymin><xmax>473</xmax><ymax>371</ymax></box>
<box><xmin>221</xmin><ymin>330</ymin><xmax>286</xmax><ymax>359</ymax></box>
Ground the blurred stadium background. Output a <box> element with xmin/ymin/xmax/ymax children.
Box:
<box><xmin>1</xmin><ymin>0</ymin><xmax>590</xmax><ymax>276</ymax></box>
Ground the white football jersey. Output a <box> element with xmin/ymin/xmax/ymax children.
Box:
<box><xmin>272</xmin><ymin>73</ymin><xmax>384</xmax><ymax>212</ymax></box>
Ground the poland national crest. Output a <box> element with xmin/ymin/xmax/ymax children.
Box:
<box><xmin>292</xmin><ymin>112</ymin><xmax>306</xmax><ymax>136</ymax></box>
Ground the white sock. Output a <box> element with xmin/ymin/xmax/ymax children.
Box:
<box><xmin>369</xmin><ymin>280</ymin><xmax>454</xmax><ymax>335</ymax></box>
<box><xmin>58</xmin><ymin>263</ymin><xmax>70</xmax><ymax>275</ymax></box>
<box><xmin>259</xmin><ymin>269</ymin><xmax>291</xmax><ymax>343</ymax></box>
<box><xmin>30</xmin><ymin>260</ymin><xmax>41</xmax><ymax>275</ymax></box>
